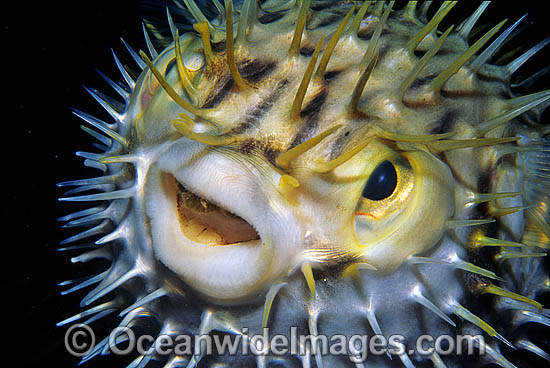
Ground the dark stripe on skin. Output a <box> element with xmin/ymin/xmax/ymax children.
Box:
<box><xmin>237</xmin><ymin>138</ymin><xmax>281</xmax><ymax>166</ymax></box>
<box><xmin>211</xmin><ymin>40</ymin><xmax>226</xmax><ymax>53</ymax></box>
<box><xmin>258</xmin><ymin>11</ymin><xmax>284</xmax><ymax>24</ymax></box>
<box><xmin>202</xmin><ymin>76</ymin><xmax>233</xmax><ymax>108</ymax></box>
<box><xmin>409</xmin><ymin>75</ymin><xmax>435</xmax><ymax>91</ymax></box>
<box><xmin>430</xmin><ymin>110</ymin><xmax>458</xmax><ymax>135</ymax></box>
<box><xmin>307</xmin><ymin>13</ymin><xmax>344</xmax><ymax>29</ymax></box>
<box><xmin>323</xmin><ymin>70</ymin><xmax>341</xmax><ymax>82</ymax></box>
<box><xmin>300</xmin><ymin>47</ymin><xmax>315</xmax><ymax>57</ymax></box>
<box><xmin>202</xmin><ymin>60</ymin><xmax>276</xmax><ymax>109</ymax></box>
<box><xmin>230</xmin><ymin>79</ymin><xmax>289</xmax><ymax>134</ymax></box>
<box><xmin>288</xmin><ymin>88</ymin><xmax>328</xmax><ymax>149</ymax></box>
<box><xmin>238</xmin><ymin>60</ymin><xmax>277</xmax><ymax>83</ymax></box>
<box><xmin>310</xmin><ymin>2</ymin><xmax>336</xmax><ymax>11</ymax></box>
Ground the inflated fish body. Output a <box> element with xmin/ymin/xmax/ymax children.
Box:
<box><xmin>58</xmin><ymin>1</ymin><xmax>549</xmax><ymax>367</ymax></box>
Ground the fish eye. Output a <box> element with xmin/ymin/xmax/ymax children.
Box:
<box><xmin>353</xmin><ymin>151</ymin><xmax>455</xmax><ymax>271</ymax></box>
<box><xmin>362</xmin><ymin>160</ymin><xmax>397</xmax><ymax>201</ymax></box>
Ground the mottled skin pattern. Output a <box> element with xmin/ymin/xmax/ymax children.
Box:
<box><xmin>58</xmin><ymin>1</ymin><xmax>549</xmax><ymax>367</ymax></box>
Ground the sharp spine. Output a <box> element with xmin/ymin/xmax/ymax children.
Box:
<box><xmin>119</xmin><ymin>288</ymin><xmax>168</xmax><ymax>317</ymax></box>
<box><xmin>490</xmin><ymin>205</ymin><xmax>527</xmax><ymax>217</ymax></box>
<box><xmin>142</xmin><ymin>21</ymin><xmax>158</xmax><ymax>59</ymax></box>
<box><xmin>511</xmin><ymin>66</ymin><xmax>550</xmax><ymax>90</ymax></box>
<box><xmin>411</xmin><ymin>285</ymin><xmax>456</xmax><ymax>326</ymax></box>
<box><xmin>165</xmin><ymin>7</ymin><xmax>177</xmax><ymax>38</ymax></box>
<box><xmin>57</xmin><ymin>206</ymin><xmax>104</xmax><ymax>222</ymax></box>
<box><xmin>515</xmin><ymin>340</ymin><xmax>550</xmax><ymax>361</ymax></box>
<box><xmin>301</xmin><ymin>262</ymin><xmax>316</xmax><ymax>299</ymax></box>
<box><xmin>57</xmin><ymin>175</ymin><xmax>118</xmax><ymax>188</ymax></box>
<box><xmin>372</xmin><ymin>1</ymin><xmax>385</xmax><ymax>16</ymax></box>
<box><xmin>58</xmin><ymin>243</ymin><xmax>99</xmax><ymax>252</ymax></box>
<box><xmin>112</xmin><ymin>48</ymin><xmax>135</xmax><ymax>90</ymax></box>
<box><xmin>291</xmin><ymin>37</ymin><xmax>324</xmax><ymax>120</ymax></box>
<box><xmin>71</xmin><ymin>248</ymin><xmax>111</xmax><ymax>263</ymax></box>
<box><xmin>451</xmin><ymin>255</ymin><xmax>505</xmax><ymax>281</ymax></box>
<box><xmin>59</xmin><ymin>220</ymin><xmax>110</xmax><ymax>245</ymax></box>
<box><xmin>398</xmin><ymin>26</ymin><xmax>454</xmax><ymax>99</ymax></box>
<box><xmin>418</xmin><ymin>1</ymin><xmax>432</xmax><ymax>23</ymax></box>
<box><xmin>193</xmin><ymin>22</ymin><xmax>214</xmax><ymax>64</ymax></box>
<box><xmin>430</xmin><ymin>137</ymin><xmax>518</xmax><ymax>153</ymax></box>
<box><xmin>472</xmin><ymin>234</ymin><xmax>528</xmax><ymax>248</ymax></box>
<box><xmin>506</xmin><ymin>37</ymin><xmax>550</xmax><ymax>75</ymax></box>
<box><xmin>495</xmin><ymin>249</ymin><xmax>547</xmax><ymax>262</ymax></box>
<box><xmin>315</xmin><ymin>6</ymin><xmax>355</xmax><ymax>80</ymax></box>
<box><xmin>453</xmin><ymin>303</ymin><xmax>514</xmax><ymax>348</ymax></box>
<box><xmin>83</xmin><ymin>86</ymin><xmax>122</xmax><ymax>122</ymax></box>
<box><xmin>400</xmin><ymin>1</ymin><xmax>418</xmax><ymax>23</ymax></box>
<box><xmin>140</xmin><ymin>50</ymin><xmax>203</xmax><ymax>117</ymax></box>
<box><xmin>80</xmin><ymin>125</ymin><xmax>112</xmax><ymax>147</ymax></box>
<box><xmin>289</xmin><ymin>0</ymin><xmax>312</xmax><ymax>57</ymax></box>
<box><xmin>60</xmin><ymin>271</ymin><xmax>108</xmax><ymax>296</ymax></box>
<box><xmin>431</xmin><ymin>19</ymin><xmax>507</xmax><ymax>93</ymax></box>
<box><xmin>471</xmin><ymin>14</ymin><xmax>527</xmax><ymax>73</ymax></box>
<box><xmin>262</xmin><ymin>280</ymin><xmax>288</xmax><ymax>328</ymax></box>
<box><xmin>307</xmin><ymin>310</ymin><xmax>323</xmax><ymax>368</ymax></box>
<box><xmin>98</xmin><ymin>154</ymin><xmax>139</xmax><ymax>164</ymax></box>
<box><xmin>458</xmin><ymin>1</ymin><xmax>490</xmax><ymax>39</ymax></box>
<box><xmin>182</xmin><ymin>0</ymin><xmax>209</xmax><ymax>23</ymax></box>
<box><xmin>349</xmin><ymin>52</ymin><xmax>378</xmax><ymax>114</ymax></box>
<box><xmin>71</xmin><ymin>108</ymin><xmax>127</xmax><ymax>147</ymax></box>
<box><xmin>366</xmin><ymin>303</ymin><xmax>383</xmax><ymax>334</ymax></box>
<box><xmin>410</xmin><ymin>255</ymin><xmax>504</xmax><ymax>281</ymax></box>
<box><xmin>348</xmin><ymin>1</ymin><xmax>372</xmax><ymax>37</ymax></box>
<box><xmin>315</xmin><ymin>137</ymin><xmax>375</xmax><ymax>173</ymax></box>
<box><xmin>276</xmin><ymin>125</ymin><xmax>341</xmax><ymax>169</ymax></box>
<box><xmin>63</xmin><ymin>184</ymin><xmax>115</xmax><ymax>196</ymax></box>
<box><xmin>59</xmin><ymin>188</ymin><xmax>135</xmax><ymax>202</ymax></box>
<box><xmin>406</xmin><ymin>1</ymin><xmax>456</xmax><ymax>54</ymax></box>
<box><xmin>84</xmin><ymin>157</ymin><xmax>106</xmax><ymax>171</ymax></box>
<box><xmin>513</xmin><ymin>310</ymin><xmax>550</xmax><ymax>327</ymax></box>
<box><xmin>96</xmin><ymin>69</ymin><xmax>130</xmax><ymax>101</ymax></box>
<box><xmin>476</xmin><ymin>90</ymin><xmax>550</xmax><ymax>134</ymax></box>
<box><xmin>57</xmin><ymin>299</ymin><xmax>118</xmax><ymax>326</ymax></box>
<box><xmin>236</xmin><ymin>0</ymin><xmax>257</xmax><ymax>45</ymax></box>
<box><xmin>174</xmin><ymin>30</ymin><xmax>198</xmax><ymax>98</ymax></box>
<box><xmin>398</xmin><ymin>353</ymin><xmax>415</xmax><ymax>368</ymax></box>
<box><xmin>120</xmin><ymin>37</ymin><xmax>145</xmax><ymax>70</ymax></box>
<box><xmin>82</xmin><ymin>268</ymin><xmax>138</xmax><ymax>307</ymax></box>
<box><xmin>225</xmin><ymin>0</ymin><xmax>252</xmax><ymax>90</ymax></box>
<box><xmin>365</xmin><ymin>304</ymin><xmax>392</xmax><ymax>360</ymax></box>
<box><xmin>430</xmin><ymin>351</ymin><xmax>448</xmax><ymax>368</ymax></box>
<box><xmin>470</xmin><ymin>191</ymin><xmax>523</xmax><ymax>204</ymax></box>
<box><xmin>95</xmin><ymin>222</ymin><xmax>127</xmax><ymax>244</ymax></box>
<box><xmin>478</xmin><ymin>283</ymin><xmax>543</xmax><ymax>312</ymax></box>
<box><xmin>76</xmin><ymin>151</ymin><xmax>103</xmax><ymax>161</ymax></box>
<box><xmin>378</xmin><ymin>131</ymin><xmax>455</xmax><ymax>143</ymax></box>
<box><xmin>446</xmin><ymin>219</ymin><xmax>496</xmax><ymax>229</ymax></box>
<box><xmin>361</xmin><ymin>1</ymin><xmax>393</xmax><ymax>67</ymax></box>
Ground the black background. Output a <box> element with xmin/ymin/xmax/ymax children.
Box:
<box><xmin>9</xmin><ymin>1</ymin><xmax>549</xmax><ymax>367</ymax></box>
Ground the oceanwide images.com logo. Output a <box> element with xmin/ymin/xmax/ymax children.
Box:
<box><xmin>64</xmin><ymin>324</ymin><xmax>486</xmax><ymax>362</ymax></box>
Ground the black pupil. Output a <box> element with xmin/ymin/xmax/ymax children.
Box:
<box><xmin>362</xmin><ymin>161</ymin><xmax>398</xmax><ymax>201</ymax></box>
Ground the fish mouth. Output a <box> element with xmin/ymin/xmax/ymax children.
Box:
<box><xmin>170</xmin><ymin>174</ymin><xmax>261</xmax><ymax>246</ymax></box>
